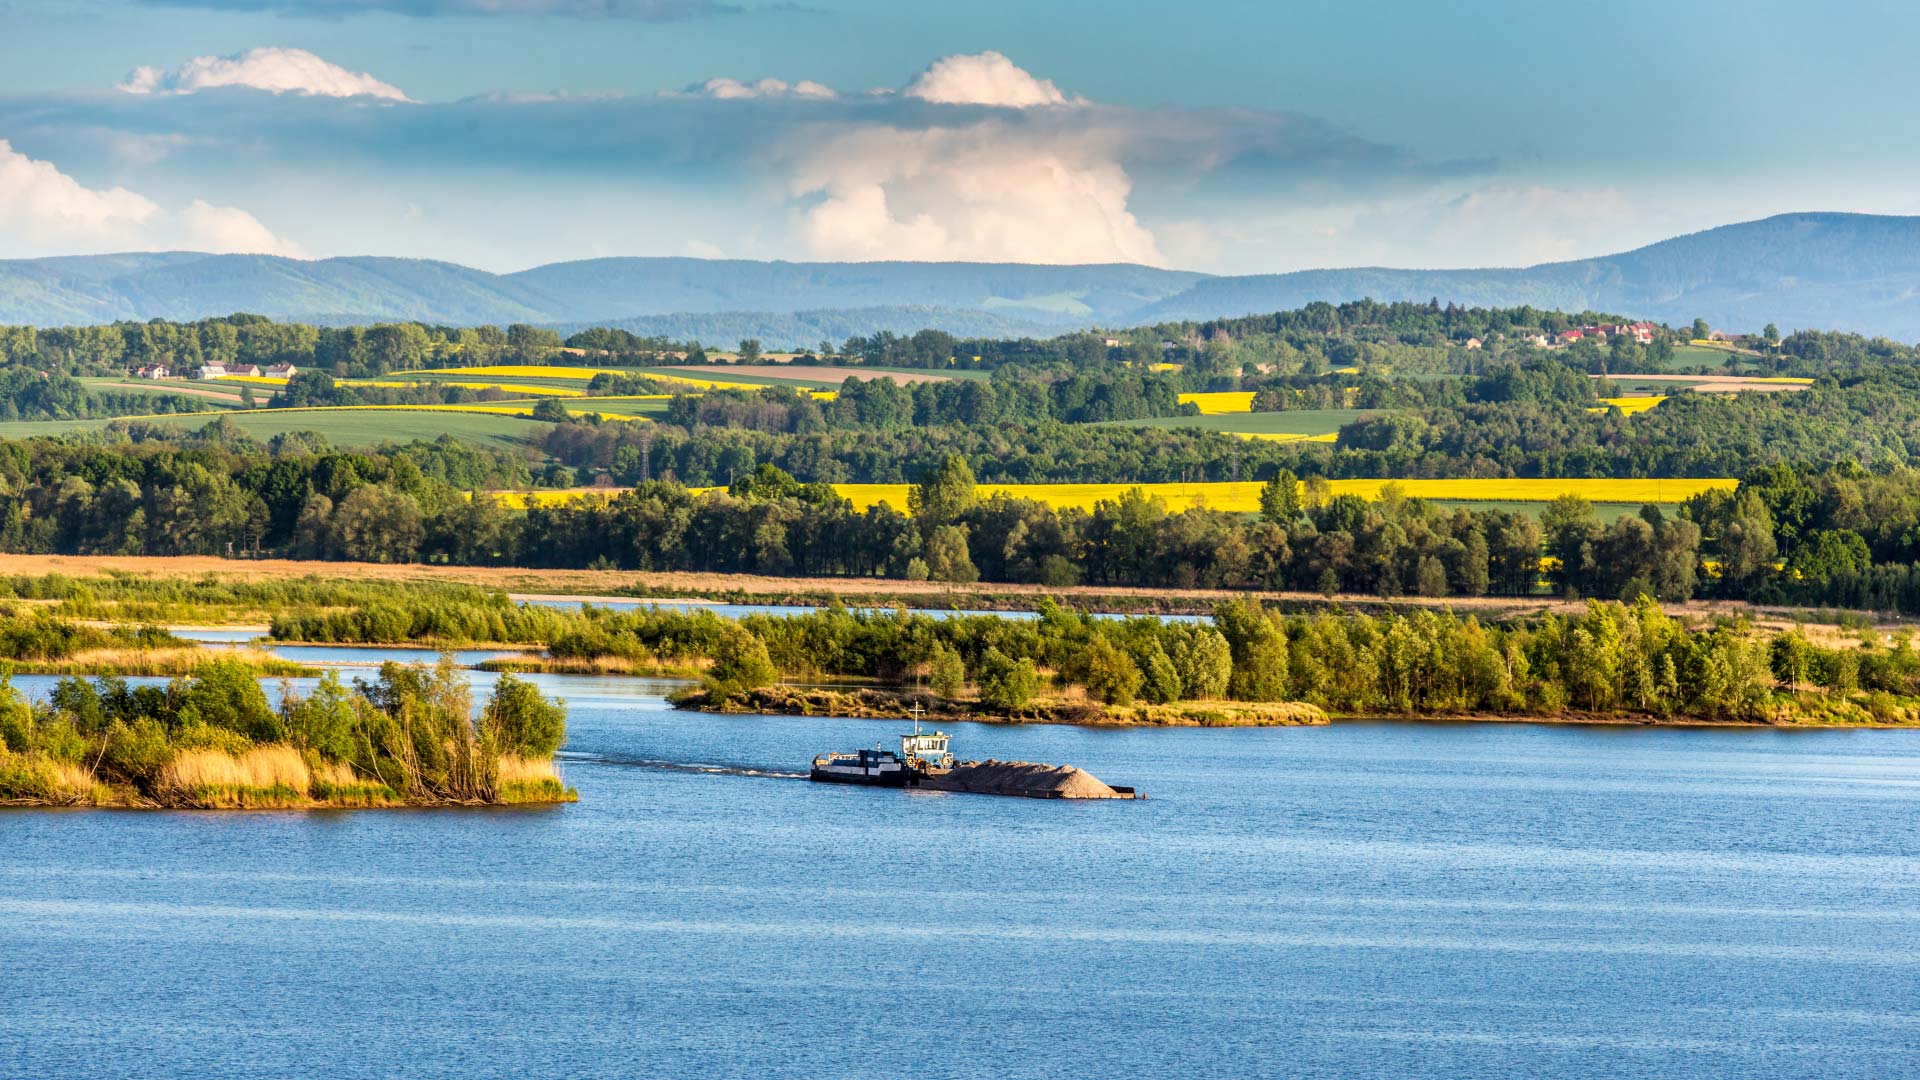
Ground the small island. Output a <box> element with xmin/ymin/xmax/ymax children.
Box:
<box><xmin>0</xmin><ymin>652</ymin><xmax>572</xmax><ymax>809</ymax></box>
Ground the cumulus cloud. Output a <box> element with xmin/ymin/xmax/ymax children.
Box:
<box><xmin>133</xmin><ymin>0</ymin><xmax>738</xmax><ymax>18</ymax></box>
<box><xmin>690</xmin><ymin>76</ymin><xmax>836</xmax><ymax>100</ymax></box>
<box><xmin>3</xmin><ymin>50</ymin><xmax>1478</xmax><ymax>268</ymax></box>
<box><xmin>790</xmin><ymin>124</ymin><xmax>1160</xmax><ymax>265</ymax></box>
<box><xmin>900</xmin><ymin>51</ymin><xmax>1079</xmax><ymax>109</ymax></box>
<box><xmin>0</xmin><ymin>140</ymin><xmax>304</xmax><ymax>258</ymax></box>
<box><xmin>119</xmin><ymin>46</ymin><xmax>409</xmax><ymax>101</ymax></box>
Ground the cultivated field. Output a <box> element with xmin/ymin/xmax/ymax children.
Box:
<box><xmin>1178</xmin><ymin>391</ymin><xmax>1256</xmax><ymax>414</ymax></box>
<box><xmin>1599</xmin><ymin>373</ymin><xmax>1811</xmax><ymax>394</ymax></box>
<box><xmin>0</xmin><ymin>407</ymin><xmax>558</xmax><ymax>449</ymax></box>
<box><xmin>1103</xmin><ymin>409</ymin><xmax>1371</xmax><ymax>437</ymax></box>
<box><xmin>737</xmin><ymin>478</ymin><xmax>1738</xmax><ymax>514</ymax></box>
<box><xmin>675</xmin><ymin>364</ymin><xmax>949</xmax><ymax>385</ymax></box>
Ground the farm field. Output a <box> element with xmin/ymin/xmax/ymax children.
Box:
<box><xmin>1102</xmin><ymin>409</ymin><xmax>1372</xmax><ymax>437</ymax></box>
<box><xmin>1599</xmin><ymin>373</ymin><xmax>1811</xmax><ymax>395</ymax></box>
<box><xmin>1177</xmin><ymin>391</ymin><xmax>1256</xmax><ymax>414</ymax></box>
<box><xmin>1593</xmin><ymin>396</ymin><xmax>1666</xmax><ymax>415</ymax></box>
<box><xmin>669</xmin><ymin>477</ymin><xmax>1738</xmax><ymax>514</ymax></box>
<box><xmin>79</xmin><ymin>378</ymin><xmax>248</xmax><ymax>407</ymax></box>
<box><xmin>0</xmin><ymin>406</ymin><xmax>558</xmax><ymax>449</ymax></box>
<box><xmin>674</xmin><ymin>364</ymin><xmax>948</xmax><ymax>386</ymax></box>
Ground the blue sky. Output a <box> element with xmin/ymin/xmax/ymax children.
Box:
<box><xmin>2</xmin><ymin>0</ymin><xmax>1916</xmax><ymax>272</ymax></box>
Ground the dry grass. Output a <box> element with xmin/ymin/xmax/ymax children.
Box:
<box><xmin>476</xmin><ymin>654</ymin><xmax>704</xmax><ymax>677</ymax></box>
<box><xmin>159</xmin><ymin>745</ymin><xmax>312</xmax><ymax>808</ymax></box>
<box><xmin>18</xmin><ymin>646</ymin><xmax>309</xmax><ymax>677</ymax></box>
<box><xmin>496</xmin><ymin>753</ymin><xmax>576</xmax><ymax>804</ymax></box>
<box><xmin>0</xmin><ymin>752</ymin><xmax>121</xmax><ymax>805</ymax></box>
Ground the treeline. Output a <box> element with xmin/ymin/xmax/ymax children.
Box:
<box><xmin>0</xmin><ymin>368</ymin><xmax>231</xmax><ymax>423</ymax></box>
<box><xmin>0</xmin><ymin>656</ymin><xmax>570</xmax><ymax>807</ymax></box>
<box><xmin>273</xmin><ymin>591</ymin><xmax>1917</xmax><ymax>725</ymax></box>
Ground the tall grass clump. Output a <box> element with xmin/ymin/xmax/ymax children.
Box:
<box><xmin>158</xmin><ymin>745</ymin><xmax>312</xmax><ymax>808</ymax></box>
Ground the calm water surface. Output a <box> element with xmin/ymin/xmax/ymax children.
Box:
<box><xmin>3</xmin><ymin>665</ymin><xmax>1919</xmax><ymax>1078</ymax></box>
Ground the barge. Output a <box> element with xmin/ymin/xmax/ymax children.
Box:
<box><xmin>811</xmin><ymin>724</ymin><xmax>1140</xmax><ymax>800</ymax></box>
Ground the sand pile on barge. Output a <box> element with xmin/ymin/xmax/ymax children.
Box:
<box><xmin>924</xmin><ymin>760</ymin><xmax>1137</xmax><ymax>799</ymax></box>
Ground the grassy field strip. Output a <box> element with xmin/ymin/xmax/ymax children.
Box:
<box><xmin>499</xmin><ymin>478</ymin><xmax>1740</xmax><ymax>514</ymax></box>
<box><xmin>1178</xmin><ymin>391</ymin><xmax>1257</xmax><ymax>414</ymax></box>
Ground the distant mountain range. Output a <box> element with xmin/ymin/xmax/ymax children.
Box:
<box><xmin>4</xmin><ymin>213</ymin><xmax>1918</xmax><ymax>341</ymax></box>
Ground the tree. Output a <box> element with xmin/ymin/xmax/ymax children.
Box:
<box><xmin>531</xmin><ymin>398</ymin><xmax>571</xmax><ymax>423</ymax></box>
<box><xmin>705</xmin><ymin>627</ymin><xmax>777</xmax><ymax>696</ymax></box>
<box><xmin>1168</xmin><ymin>627</ymin><xmax>1232</xmax><ymax>699</ymax></box>
<box><xmin>909</xmin><ymin>452</ymin><xmax>976</xmax><ymax>527</ymax></box>
<box><xmin>1079</xmin><ymin>636</ymin><xmax>1142</xmax><ymax>706</ymax></box>
<box><xmin>977</xmin><ymin>647</ymin><xmax>1038</xmax><ymax>711</ymax></box>
<box><xmin>1691</xmin><ymin>317</ymin><xmax>1711</xmax><ymax>340</ymax></box>
<box><xmin>327</xmin><ymin>485</ymin><xmax>425</xmax><ymax>563</ymax></box>
<box><xmin>737</xmin><ymin>339</ymin><xmax>763</xmax><ymax>364</ymax></box>
<box><xmin>481</xmin><ymin>673</ymin><xmax>567</xmax><ymax>757</ymax></box>
<box><xmin>1259</xmin><ymin>468</ymin><xmax>1301</xmax><ymax>524</ymax></box>
<box><xmin>927</xmin><ymin>641</ymin><xmax>966</xmax><ymax>698</ymax></box>
<box><xmin>922</xmin><ymin>525</ymin><xmax>978</xmax><ymax>583</ymax></box>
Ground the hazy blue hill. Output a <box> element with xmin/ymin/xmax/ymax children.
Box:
<box><xmin>101</xmin><ymin>255</ymin><xmax>567</xmax><ymax>325</ymax></box>
<box><xmin>3</xmin><ymin>214</ymin><xmax>1918</xmax><ymax>339</ymax></box>
<box><xmin>1136</xmin><ymin>213</ymin><xmax>1920</xmax><ymax>338</ymax></box>
<box><xmin>504</xmin><ymin>258</ymin><xmax>1205</xmax><ymax>324</ymax></box>
<box><xmin>565</xmin><ymin>305</ymin><xmax>1080</xmax><ymax>344</ymax></box>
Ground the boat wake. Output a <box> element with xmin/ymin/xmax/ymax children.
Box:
<box><xmin>559</xmin><ymin>752</ymin><xmax>807</xmax><ymax>781</ymax></box>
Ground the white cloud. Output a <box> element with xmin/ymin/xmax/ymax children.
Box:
<box><xmin>790</xmin><ymin>123</ymin><xmax>1162</xmax><ymax>265</ymax></box>
<box><xmin>691</xmin><ymin>76</ymin><xmax>836</xmax><ymax>100</ymax></box>
<box><xmin>900</xmin><ymin>51</ymin><xmax>1079</xmax><ymax>109</ymax></box>
<box><xmin>0</xmin><ymin>140</ymin><xmax>304</xmax><ymax>258</ymax></box>
<box><xmin>119</xmin><ymin>47</ymin><xmax>409</xmax><ymax>101</ymax></box>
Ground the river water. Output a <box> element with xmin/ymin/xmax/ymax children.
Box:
<box><xmin>4</xmin><ymin>666</ymin><xmax>1920</xmax><ymax>1078</ymax></box>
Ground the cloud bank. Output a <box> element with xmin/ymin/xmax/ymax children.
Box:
<box><xmin>0</xmin><ymin>48</ymin><xmax>1485</xmax><ymax>269</ymax></box>
<box><xmin>0</xmin><ymin>140</ymin><xmax>303</xmax><ymax>258</ymax></box>
<box><xmin>119</xmin><ymin>46</ymin><xmax>410</xmax><ymax>100</ymax></box>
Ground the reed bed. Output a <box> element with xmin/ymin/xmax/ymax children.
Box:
<box><xmin>495</xmin><ymin>753</ymin><xmax>575</xmax><ymax>804</ymax></box>
<box><xmin>15</xmin><ymin>646</ymin><xmax>310</xmax><ymax>677</ymax></box>
<box><xmin>159</xmin><ymin>745</ymin><xmax>314</xmax><ymax>808</ymax></box>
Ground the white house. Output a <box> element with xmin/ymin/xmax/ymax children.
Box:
<box><xmin>265</xmin><ymin>363</ymin><xmax>299</xmax><ymax>378</ymax></box>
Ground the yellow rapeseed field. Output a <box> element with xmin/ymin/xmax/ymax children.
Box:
<box><xmin>1591</xmin><ymin>396</ymin><xmax>1667</xmax><ymax>415</ymax></box>
<box><xmin>1178</xmin><ymin>391</ymin><xmax>1256</xmax><ymax>415</ymax></box>
<box><xmin>343</xmin><ymin>379</ymin><xmax>588</xmax><ymax>397</ymax></box>
<box><xmin>215</xmin><ymin>375</ymin><xmax>289</xmax><ymax>386</ymax></box>
<box><xmin>414</xmin><ymin>365</ymin><xmax>780</xmax><ymax>390</ymax></box>
<box><xmin>798</xmin><ymin>478</ymin><xmax>1737</xmax><ymax>514</ymax></box>
<box><xmin>1234</xmin><ymin>432</ymin><xmax>1340</xmax><ymax>444</ymax></box>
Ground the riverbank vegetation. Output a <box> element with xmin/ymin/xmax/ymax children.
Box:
<box><xmin>0</xmin><ymin>606</ymin><xmax>308</xmax><ymax>675</ymax></box>
<box><xmin>652</xmin><ymin>597</ymin><xmax>1919</xmax><ymax>726</ymax></box>
<box><xmin>0</xmin><ymin>656</ymin><xmax>572</xmax><ymax>808</ymax></box>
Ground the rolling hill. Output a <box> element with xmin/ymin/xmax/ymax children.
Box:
<box><xmin>2</xmin><ymin>213</ymin><xmax>1916</xmax><ymax>340</ymax></box>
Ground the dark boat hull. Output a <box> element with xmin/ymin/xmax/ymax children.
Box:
<box><xmin>809</xmin><ymin>767</ymin><xmax>910</xmax><ymax>787</ymax></box>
